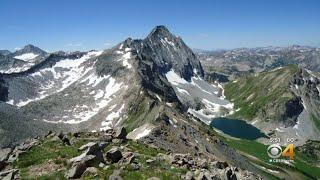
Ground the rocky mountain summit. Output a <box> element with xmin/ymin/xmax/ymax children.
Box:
<box><xmin>0</xmin><ymin>127</ymin><xmax>260</xmax><ymax>179</ymax></box>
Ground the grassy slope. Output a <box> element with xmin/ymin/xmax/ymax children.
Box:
<box><xmin>13</xmin><ymin>133</ymin><xmax>186</xmax><ymax>179</ymax></box>
<box><xmin>224</xmin><ymin>65</ymin><xmax>298</xmax><ymax>121</ymax></box>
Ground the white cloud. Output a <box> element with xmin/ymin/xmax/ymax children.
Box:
<box><xmin>14</xmin><ymin>47</ymin><xmax>21</xmax><ymax>50</ymax></box>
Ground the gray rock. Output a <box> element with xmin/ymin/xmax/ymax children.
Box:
<box><xmin>66</xmin><ymin>162</ymin><xmax>87</xmax><ymax>179</ymax></box>
<box><xmin>121</xmin><ymin>152</ymin><xmax>134</xmax><ymax>164</ymax></box>
<box><xmin>230</xmin><ymin>174</ymin><xmax>237</xmax><ymax>180</ymax></box>
<box><xmin>130</xmin><ymin>162</ymin><xmax>140</xmax><ymax>170</ymax></box>
<box><xmin>113</xmin><ymin>127</ymin><xmax>127</xmax><ymax>140</ymax></box>
<box><xmin>99</xmin><ymin>142</ymin><xmax>108</xmax><ymax>149</ymax></box>
<box><xmin>66</xmin><ymin>155</ymin><xmax>98</xmax><ymax>179</ymax></box>
<box><xmin>62</xmin><ymin>136</ymin><xmax>71</xmax><ymax>146</ymax></box>
<box><xmin>195</xmin><ymin>170</ymin><xmax>212</xmax><ymax>180</ymax></box>
<box><xmin>101</xmin><ymin>134</ymin><xmax>113</xmax><ymax>142</ymax></box>
<box><xmin>112</xmin><ymin>139</ymin><xmax>122</xmax><ymax>144</ymax></box>
<box><xmin>99</xmin><ymin>162</ymin><xmax>106</xmax><ymax>168</ymax></box>
<box><xmin>74</xmin><ymin>142</ymin><xmax>104</xmax><ymax>163</ymax></box>
<box><xmin>72</xmin><ymin>132</ymin><xmax>81</xmax><ymax>138</ymax></box>
<box><xmin>185</xmin><ymin>171</ymin><xmax>195</xmax><ymax>180</ymax></box>
<box><xmin>50</xmin><ymin>135</ymin><xmax>61</xmax><ymax>142</ymax></box>
<box><xmin>58</xmin><ymin>132</ymin><xmax>65</xmax><ymax>139</ymax></box>
<box><xmin>7</xmin><ymin>149</ymin><xmax>24</xmax><ymax>163</ymax></box>
<box><xmin>195</xmin><ymin>172</ymin><xmax>206</xmax><ymax>180</ymax></box>
<box><xmin>17</xmin><ymin>139</ymin><xmax>39</xmax><ymax>151</ymax></box>
<box><xmin>215</xmin><ymin>161</ymin><xmax>228</xmax><ymax>169</ymax></box>
<box><xmin>106</xmin><ymin>147</ymin><xmax>122</xmax><ymax>163</ymax></box>
<box><xmin>0</xmin><ymin>148</ymin><xmax>12</xmax><ymax>170</ymax></box>
<box><xmin>51</xmin><ymin>133</ymin><xmax>70</xmax><ymax>145</ymax></box>
<box><xmin>146</xmin><ymin>159</ymin><xmax>155</xmax><ymax>163</ymax></box>
<box><xmin>109</xmin><ymin>170</ymin><xmax>122</xmax><ymax>180</ymax></box>
<box><xmin>45</xmin><ymin>130</ymin><xmax>54</xmax><ymax>138</ymax></box>
<box><xmin>83</xmin><ymin>167</ymin><xmax>99</xmax><ymax>177</ymax></box>
<box><xmin>203</xmin><ymin>171</ymin><xmax>212</xmax><ymax>180</ymax></box>
<box><xmin>226</xmin><ymin>168</ymin><xmax>237</xmax><ymax>180</ymax></box>
<box><xmin>0</xmin><ymin>169</ymin><xmax>18</xmax><ymax>180</ymax></box>
<box><xmin>2</xmin><ymin>172</ymin><xmax>14</xmax><ymax>180</ymax></box>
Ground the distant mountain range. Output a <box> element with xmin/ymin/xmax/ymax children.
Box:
<box><xmin>197</xmin><ymin>45</ymin><xmax>320</xmax><ymax>74</ymax></box>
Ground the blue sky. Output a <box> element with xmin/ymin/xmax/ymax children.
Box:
<box><xmin>0</xmin><ymin>0</ymin><xmax>319</xmax><ymax>51</ymax></box>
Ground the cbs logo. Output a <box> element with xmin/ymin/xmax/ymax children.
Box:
<box><xmin>267</xmin><ymin>144</ymin><xmax>295</xmax><ymax>160</ymax></box>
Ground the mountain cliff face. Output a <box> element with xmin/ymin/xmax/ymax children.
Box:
<box><xmin>143</xmin><ymin>26</ymin><xmax>204</xmax><ymax>80</ymax></box>
<box><xmin>0</xmin><ymin>74</ymin><xmax>8</xmax><ymax>101</ymax></box>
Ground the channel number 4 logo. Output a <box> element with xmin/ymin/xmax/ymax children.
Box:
<box><xmin>267</xmin><ymin>144</ymin><xmax>295</xmax><ymax>160</ymax></box>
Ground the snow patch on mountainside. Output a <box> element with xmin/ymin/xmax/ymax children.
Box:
<box><xmin>165</xmin><ymin>70</ymin><xmax>188</xmax><ymax>85</ymax></box>
<box><xmin>100</xmin><ymin>104</ymin><xmax>125</xmax><ymax>131</ymax></box>
<box><xmin>14</xmin><ymin>53</ymin><xmax>39</xmax><ymax>61</ymax></box>
<box><xmin>165</xmin><ymin>69</ymin><xmax>233</xmax><ymax>124</ymax></box>
<box><xmin>8</xmin><ymin>51</ymin><xmax>103</xmax><ymax>107</ymax></box>
<box><xmin>127</xmin><ymin>123</ymin><xmax>155</xmax><ymax>140</ymax></box>
<box><xmin>116</xmin><ymin>48</ymin><xmax>132</xmax><ymax>69</ymax></box>
<box><xmin>176</xmin><ymin>87</ymin><xmax>190</xmax><ymax>95</ymax></box>
<box><xmin>59</xmin><ymin>76</ymin><xmax>124</xmax><ymax>124</ymax></box>
<box><xmin>0</xmin><ymin>63</ymin><xmax>34</xmax><ymax>74</ymax></box>
<box><xmin>81</xmin><ymin>73</ymin><xmax>109</xmax><ymax>87</ymax></box>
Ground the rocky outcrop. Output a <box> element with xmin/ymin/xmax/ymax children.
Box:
<box><xmin>204</xmin><ymin>71</ymin><xmax>229</xmax><ymax>83</ymax></box>
<box><xmin>106</xmin><ymin>147</ymin><xmax>123</xmax><ymax>163</ymax></box>
<box><xmin>0</xmin><ymin>169</ymin><xmax>18</xmax><ymax>180</ymax></box>
<box><xmin>0</xmin><ymin>128</ymin><xmax>262</xmax><ymax>179</ymax></box>
<box><xmin>0</xmin><ymin>148</ymin><xmax>12</xmax><ymax>170</ymax></box>
<box><xmin>113</xmin><ymin>127</ymin><xmax>127</xmax><ymax>140</ymax></box>
<box><xmin>0</xmin><ymin>75</ymin><xmax>8</xmax><ymax>101</ymax></box>
<box><xmin>67</xmin><ymin>155</ymin><xmax>99</xmax><ymax>179</ymax></box>
<box><xmin>143</xmin><ymin>26</ymin><xmax>204</xmax><ymax>81</ymax></box>
<box><xmin>282</xmin><ymin>96</ymin><xmax>304</xmax><ymax>126</ymax></box>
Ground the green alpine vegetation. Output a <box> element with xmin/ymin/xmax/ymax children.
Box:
<box><xmin>11</xmin><ymin>132</ymin><xmax>184</xmax><ymax>180</ymax></box>
<box><xmin>225</xmin><ymin>65</ymin><xmax>299</xmax><ymax>122</ymax></box>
